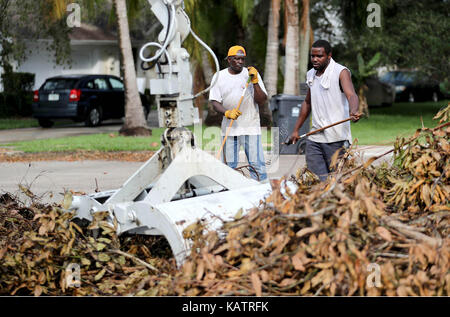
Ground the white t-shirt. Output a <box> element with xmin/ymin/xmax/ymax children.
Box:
<box><xmin>209</xmin><ymin>68</ymin><xmax>268</xmax><ymax>136</ymax></box>
<box><xmin>306</xmin><ymin>62</ymin><xmax>352</xmax><ymax>143</ymax></box>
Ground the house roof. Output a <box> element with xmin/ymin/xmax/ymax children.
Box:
<box><xmin>69</xmin><ymin>23</ymin><xmax>117</xmax><ymax>41</ymax></box>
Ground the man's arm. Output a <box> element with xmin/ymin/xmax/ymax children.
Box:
<box><xmin>288</xmin><ymin>88</ymin><xmax>311</xmax><ymax>144</ymax></box>
<box><xmin>253</xmin><ymin>83</ymin><xmax>267</xmax><ymax>107</ymax></box>
<box><xmin>339</xmin><ymin>69</ymin><xmax>360</xmax><ymax>122</ymax></box>
<box><xmin>211</xmin><ymin>100</ymin><xmax>227</xmax><ymax>115</ymax></box>
<box><xmin>248</xmin><ymin>67</ymin><xmax>267</xmax><ymax>106</ymax></box>
<box><xmin>211</xmin><ymin>100</ymin><xmax>242</xmax><ymax>120</ymax></box>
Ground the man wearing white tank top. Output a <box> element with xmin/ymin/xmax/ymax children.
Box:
<box><xmin>288</xmin><ymin>40</ymin><xmax>360</xmax><ymax>181</ymax></box>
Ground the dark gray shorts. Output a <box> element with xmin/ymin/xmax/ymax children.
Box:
<box><xmin>305</xmin><ymin>139</ymin><xmax>349</xmax><ymax>181</ymax></box>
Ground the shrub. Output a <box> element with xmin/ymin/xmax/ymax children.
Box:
<box><xmin>0</xmin><ymin>72</ymin><xmax>35</xmax><ymax>117</ymax></box>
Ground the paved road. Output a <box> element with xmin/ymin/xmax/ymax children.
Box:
<box><xmin>0</xmin><ymin>155</ymin><xmax>305</xmax><ymax>204</ymax></box>
<box><xmin>0</xmin><ymin>111</ymin><xmax>163</xmax><ymax>144</ymax></box>
<box><xmin>0</xmin><ymin>145</ymin><xmax>392</xmax><ymax>205</ymax></box>
<box><xmin>0</xmin><ymin>111</ymin><xmax>393</xmax><ymax>204</ymax></box>
<box><xmin>0</xmin><ymin>121</ymin><xmax>123</xmax><ymax>144</ymax></box>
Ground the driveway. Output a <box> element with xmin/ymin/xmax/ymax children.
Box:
<box><xmin>0</xmin><ymin>111</ymin><xmax>160</xmax><ymax>144</ymax></box>
<box><xmin>0</xmin><ymin>121</ymin><xmax>122</xmax><ymax>144</ymax></box>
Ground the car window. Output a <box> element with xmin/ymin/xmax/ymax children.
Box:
<box><xmin>396</xmin><ymin>72</ymin><xmax>414</xmax><ymax>85</ymax></box>
<box><xmin>42</xmin><ymin>79</ymin><xmax>78</xmax><ymax>91</ymax></box>
<box><xmin>84</xmin><ymin>80</ymin><xmax>95</xmax><ymax>89</ymax></box>
<box><xmin>109</xmin><ymin>78</ymin><xmax>124</xmax><ymax>91</ymax></box>
<box><xmin>94</xmin><ymin>78</ymin><xmax>109</xmax><ymax>90</ymax></box>
<box><xmin>380</xmin><ymin>72</ymin><xmax>395</xmax><ymax>84</ymax></box>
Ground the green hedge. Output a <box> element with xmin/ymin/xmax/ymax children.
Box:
<box><xmin>0</xmin><ymin>72</ymin><xmax>35</xmax><ymax>117</ymax></box>
<box><xmin>0</xmin><ymin>91</ymin><xmax>33</xmax><ymax>117</ymax></box>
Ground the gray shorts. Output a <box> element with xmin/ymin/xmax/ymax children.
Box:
<box><xmin>305</xmin><ymin>139</ymin><xmax>349</xmax><ymax>181</ymax></box>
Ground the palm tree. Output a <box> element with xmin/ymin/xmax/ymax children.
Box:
<box><xmin>283</xmin><ymin>0</ymin><xmax>299</xmax><ymax>95</ymax></box>
<box><xmin>112</xmin><ymin>0</ymin><xmax>150</xmax><ymax>136</ymax></box>
<box><xmin>183</xmin><ymin>0</ymin><xmax>217</xmax><ymax>120</ymax></box>
<box><xmin>298</xmin><ymin>0</ymin><xmax>311</xmax><ymax>86</ymax></box>
<box><xmin>352</xmin><ymin>52</ymin><xmax>381</xmax><ymax>118</ymax></box>
<box><xmin>264</xmin><ymin>0</ymin><xmax>281</xmax><ymax>98</ymax></box>
<box><xmin>186</xmin><ymin>0</ymin><xmax>271</xmax><ymax>126</ymax></box>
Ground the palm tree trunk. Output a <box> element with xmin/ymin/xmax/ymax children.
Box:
<box><xmin>283</xmin><ymin>0</ymin><xmax>299</xmax><ymax>95</ymax></box>
<box><xmin>200</xmin><ymin>50</ymin><xmax>214</xmax><ymax>85</ymax></box>
<box><xmin>358</xmin><ymin>85</ymin><xmax>370</xmax><ymax>118</ymax></box>
<box><xmin>113</xmin><ymin>0</ymin><xmax>150</xmax><ymax>136</ymax></box>
<box><xmin>193</xmin><ymin>61</ymin><xmax>207</xmax><ymax>120</ymax></box>
<box><xmin>264</xmin><ymin>0</ymin><xmax>280</xmax><ymax>99</ymax></box>
<box><xmin>298</xmin><ymin>0</ymin><xmax>310</xmax><ymax>86</ymax></box>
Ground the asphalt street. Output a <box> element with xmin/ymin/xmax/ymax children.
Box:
<box><xmin>0</xmin><ymin>120</ymin><xmax>123</xmax><ymax>144</ymax></box>
<box><xmin>0</xmin><ymin>110</ymin><xmax>170</xmax><ymax>144</ymax></box>
<box><xmin>0</xmin><ymin>112</ymin><xmax>393</xmax><ymax>204</ymax></box>
<box><xmin>0</xmin><ymin>146</ymin><xmax>392</xmax><ymax>205</ymax></box>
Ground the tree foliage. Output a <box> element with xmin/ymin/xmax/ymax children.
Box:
<box><xmin>0</xmin><ymin>0</ymin><xmax>71</xmax><ymax>75</ymax></box>
<box><xmin>331</xmin><ymin>0</ymin><xmax>449</xmax><ymax>82</ymax></box>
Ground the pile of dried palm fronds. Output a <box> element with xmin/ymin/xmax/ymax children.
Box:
<box><xmin>162</xmin><ymin>105</ymin><xmax>449</xmax><ymax>296</ymax></box>
<box><xmin>0</xmin><ymin>196</ymin><xmax>176</xmax><ymax>296</ymax></box>
<box><xmin>0</xmin><ymin>105</ymin><xmax>448</xmax><ymax>296</ymax></box>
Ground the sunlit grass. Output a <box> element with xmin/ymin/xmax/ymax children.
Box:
<box><xmin>351</xmin><ymin>100</ymin><xmax>447</xmax><ymax>145</ymax></box>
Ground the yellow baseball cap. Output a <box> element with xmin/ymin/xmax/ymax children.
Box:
<box><xmin>227</xmin><ymin>45</ymin><xmax>246</xmax><ymax>57</ymax></box>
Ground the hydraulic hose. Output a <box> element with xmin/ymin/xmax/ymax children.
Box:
<box><xmin>139</xmin><ymin>3</ymin><xmax>176</xmax><ymax>64</ymax></box>
<box><xmin>183</xmin><ymin>27</ymin><xmax>220</xmax><ymax>100</ymax></box>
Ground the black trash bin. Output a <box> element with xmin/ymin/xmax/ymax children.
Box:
<box><xmin>270</xmin><ymin>94</ymin><xmax>310</xmax><ymax>154</ymax></box>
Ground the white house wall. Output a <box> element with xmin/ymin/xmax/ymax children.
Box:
<box><xmin>5</xmin><ymin>40</ymin><xmax>121</xmax><ymax>91</ymax></box>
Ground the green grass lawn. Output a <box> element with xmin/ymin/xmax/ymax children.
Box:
<box><xmin>2</xmin><ymin>100</ymin><xmax>447</xmax><ymax>152</ymax></box>
<box><xmin>3</xmin><ymin>124</ymin><xmax>273</xmax><ymax>153</ymax></box>
<box><xmin>351</xmin><ymin>100</ymin><xmax>448</xmax><ymax>145</ymax></box>
<box><xmin>0</xmin><ymin>117</ymin><xmax>39</xmax><ymax>130</ymax></box>
<box><xmin>5</xmin><ymin>132</ymin><xmax>162</xmax><ymax>152</ymax></box>
<box><xmin>0</xmin><ymin>118</ymin><xmax>76</xmax><ymax>130</ymax></box>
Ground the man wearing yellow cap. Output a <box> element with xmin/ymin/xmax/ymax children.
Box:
<box><xmin>209</xmin><ymin>45</ymin><xmax>268</xmax><ymax>181</ymax></box>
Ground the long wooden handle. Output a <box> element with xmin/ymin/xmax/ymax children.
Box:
<box><xmin>304</xmin><ymin>117</ymin><xmax>352</xmax><ymax>137</ymax></box>
<box><xmin>216</xmin><ymin>78</ymin><xmax>252</xmax><ymax>160</ymax></box>
<box><xmin>284</xmin><ymin>117</ymin><xmax>352</xmax><ymax>144</ymax></box>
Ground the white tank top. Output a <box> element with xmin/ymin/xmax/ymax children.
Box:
<box><xmin>306</xmin><ymin>61</ymin><xmax>352</xmax><ymax>143</ymax></box>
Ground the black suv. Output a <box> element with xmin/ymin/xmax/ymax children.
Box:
<box><xmin>32</xmin><ymin>74</ymin><xmax>150</xmax><ymax>127</ymax></box>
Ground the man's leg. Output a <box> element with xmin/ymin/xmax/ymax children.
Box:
<box><xmin>305</xmin><ymin>139</ymin><xmax>329</xmax><ymax>181</ymax></box>
<box><xmin>244</xmin><ymin>134</ymin><xmax>267</xmax><ymax>181</ymax></box>
<box><xmin>223</xmin><ymin>135</ymin><xmax>240</xmax><ymax>169</ymax></box>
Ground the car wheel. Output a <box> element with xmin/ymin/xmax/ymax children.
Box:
<box><xmin>38</xmin><ymin>119</ymin><xmax>54</xmax><ymax>128</ymax></box>
<box><xmin>408</xmin><ymin>92</ymin><xmax>415</xmax><ymax>103</ymax></box>
<box><xmin>85</xmin><ymin>106</ymin><xmax>102</xmax><ymax>127</ymax></box>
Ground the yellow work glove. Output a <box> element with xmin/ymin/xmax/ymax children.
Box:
<box><xmin>248</xmin><ymin>66</ymin><xmax>259</xmax><ymax>84</ymax></box>
<box><xmin>224</xmin><ymin>108</ymin><xmax>242</xmax><ymax>120</ymax></box>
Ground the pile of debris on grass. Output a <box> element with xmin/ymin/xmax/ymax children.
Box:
<box><xmin>0</xmin><ymin>106</ymin><xmax>448</xmax><ymax>296</ymax></box>
<box><xmin>163</xmin><ymin>105</ymin><xmax>449</xmax><ymax>296</ymax></box>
